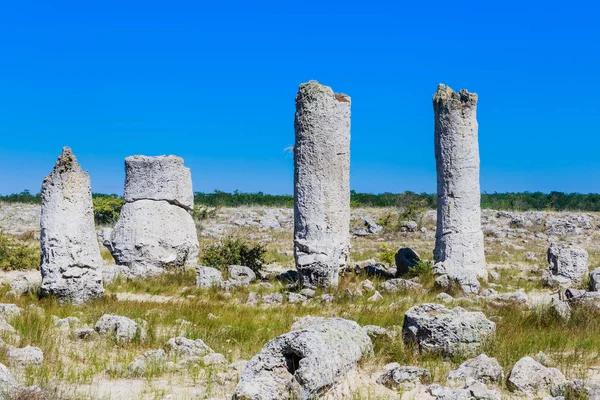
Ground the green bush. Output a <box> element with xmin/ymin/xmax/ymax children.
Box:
<box><xmin>192</xmin><ymin>205</ymin><xmax>218</xmax><ymax>221</ymax></box>
<box><xmin>377</xmin><ymin>244</ymin><xmax>396</xmax><ymax>267</ymax></box>
<box><xmin>0</xmin><ymin>231</ymin><xmax>39</xmax><ymax>270</ymax></box>
<box><xmin>92</xmin><ymin>196</ymin><xmax>125</xmax><ymax>225</ymax></box>
<box><xmin>201</xmin><ymin>236</ymin><xmax>266</xmax><ymax>276</ymax></box>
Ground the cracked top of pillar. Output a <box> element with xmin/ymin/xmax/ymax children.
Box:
<box><xmin>124</xmin><ymin>155</ymin><xmax>194</xmax><ymax>210</ymax></box>
<box><xmin>296</xmin><ymin>80</ymin><xmax>351</xmax><ymax>105</ymax></box>
<box><xmin>51</xmin><ymin>147</ymin><xmax>82</xmax><ymax>175</ymax></box>
<box><xmin>433</xmin><ymin>84</ymin><xmax>477</xmax><ymax>108</ymax></box>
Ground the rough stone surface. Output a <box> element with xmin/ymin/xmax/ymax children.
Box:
<box><xmin>377</xmin><ymin>365</ymin><xmax>431</xmax><ymax>389</ymax></box>
<box><xmin>123</xmin><ymin>155</ymin><xmax>193</xmax><ymax>210</ymax></box>
<box><xmin>432</xmin><ymin>85</ymin><xmax>487</xmax><ymax>293</ymax></box>
<box><xmin>196</xmin><ymin>266</ymin><xmax>223</xmax><ymax>288</ymax></box>
<box><xmin>380</xmin><ymin>278</ymin><xmax>423</xmax><ymax>293</ymax></box>
<box><xmin>402</xmin><ymin>304</ymin><xmax>495</xmax><ymax>357</ymax></box>
<box><xmin>128</xmin><ymin>349</ymin><xmax>166</xmax><ymax>375</ymax></box>
<box><xmin>547</xmin><ymin>243</ymin><xmax>588</xmax><ymax>285</ymax></box>
<box><xmin>39</xmin><ymin>147</ymin><xmax>104</xmax><ymax>304</ymax></box>
<box><xmin>111</xmin><ymin>200</ymin><xmax>199</xmax><ymax>277</ymax></box>
<box><xmin>590</xmin><ymin>267</ymin><xmax>600</xmax><ymax>291</ymax></box>
<box><xmin>94</xmin><ymin>314</ymin><xmax>147</xmax><ymax>344</ymax></box>
<box><xmin>0</xmin><ymin>362</ymin><xmax>17</xmax><ymax>396</ymax></box>
<box><xmin>395</xmin><ymin>248</ymin><xmax>421</xmax><ymax>277</ymax></box>
<box><xmin>293</xmin><ymin>81</ymin><xmax>351</xmax><ymax>289</ymax></box>
<box><xmin>111</xmin><ymin>155</ymin><xmax>199</xmax><ymax>277</ymax></box>
<box><xmin>233</xmin><ymin>317</ymin><xmax>372</xmax><ymax>400</ymax></box>
<box><xmin>508</xmin><ymin>356</ymin><xmax>566</xmax><ymax>395</ymax></box>
<box><xmin>164</xmin><ymin>337</ymin><xmax>213</xmax><ymax>362</ymax></box>
<box><xmin>447</xmin><ymin>354</ymin><xmax>504</xmax><ymax>385</ymax></box>
<box><xmin>228</xmin><ymin>265</ymin><xmax>257</xmax><ymax>285</ymax></box>
<box><xmin>6</xmin><ymin>345</ymin><xmax>44</xmax><ymax>368</ymax></box>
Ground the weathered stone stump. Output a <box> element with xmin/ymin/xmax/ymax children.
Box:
<box><xmin>110</xmin><ymin>156</ymin><xmax>199</xmax><ymax>277</ymax></box>
<box><xmin>293</xmin><ymin>81</ymin><xmax>351</xmax><ymax>288</ymax></box>
<box><xmin>432</xmin><ymin>84</ymin><xmax>486</xmax><ymax>293</ymax></box>
<box><xmin>40</xmin><ymin>147</ymin><xmax>104</xmax><ymax>304</ymax></box>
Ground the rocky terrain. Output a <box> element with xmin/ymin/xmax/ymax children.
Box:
<box><xmin>0</xmin><ymin>202</ymin><xmax>599</xmax><ymax>399</ymax></box>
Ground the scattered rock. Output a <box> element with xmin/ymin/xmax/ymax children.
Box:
<box><xmin>164</xmin><ymin>337</ymin><xmax>213</xmax><ymax>362</ymax></box>
<box><xmin>228</xmin><ymin>265</ymin><xmax>257</xmax><ymax>285</ymax></box>
<box><xmin>447</xmin><ymin>354</ymin><xmax>504</xmax><ymax>385</ymax></box>
<box><xmin>234</xmin><ymin>317</ymin><xmax>372</xmax><ymax>400</ymax></box>
<box><xmin>507</xmin><ymin>356</ymin><xmax>565</xmax><ymax>395</ymax></box>
<box><xmin>402</xmin><ymin>303</ymin><xmax>495</xmax><ymax>357</ymax></box>
<box><xmin>380</xmin><ymin>278</ymin><xmax>423</xmax><ymax>293</ymax></box>
<box><xmin>362</xmin><ymin>325</ymin><xmax>396</xmax><ymax>339</ymax></box>
<box><xmin>128</xmin><ymin>349</ymin><xmax>166</xmax><ymax>375</ymax></box>
<box><xmin>262</xmin><ymin>293</ymin><xmax>284</xmax><ymax>305</ymax></box>
<box><xmin>368</xmin><ymin>291</ymin><xmax>383</xmax><ymax>302</ymax></box>
<box><xmin>377</xmin><ymin>365</ymin><xmax>431</xmax><ymax>390</ymax></box>
<box><xmin>203</xmin><ymin>352</ymin><xmax>227</xmax><ymax>366</ymax></box>
<box><xmin>94</xmin><ymin>314</ymin><xmax>147</xmax><ymax>343</ymax></box>
<box><xmin>551</xmin><ymin>297</ymin><xmax>571</xmax><ymax>321</ymax></box>
<box><xmin>6</xmin><ymin>345</ymin><xmax>43</xmax><ymax>368</ymax></box>
<box><xmin>547</xmin><ymin>243</ymin><xmax>588</xmax><ymax>286</ymax></box>
<box><xmin>196</xmin><ymin>266</ymin><xmax>223</xmax><ymax>288</ymax></box>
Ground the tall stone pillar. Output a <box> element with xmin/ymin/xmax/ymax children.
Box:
<box><xmin>433</xmin><ymin>84</ymin><xmax>486</xmax><ymax>293</ymax></box>
<box><xmin>40</xmin><ymin>147</ymin><xmax>104</xmax><ymax>304</ymax></box>
<box><xmin>294</xmin><ymin>81</ymin><xmax>351</xmax><ymax>288</ymax></box>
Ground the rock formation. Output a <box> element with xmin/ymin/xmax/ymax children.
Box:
<box><xmin>40</xmin><ymin>147</ymin><xmax>104</xmax><ymax>304</ymax></box>
<box><xmin>293</xmin><ymin>81</ymin><xmax>351</xmax><ymax>288</ymax></box>
<box><xmin>233</xmin><ymin>317</ymin><xmax>372</xmax><ymax>400</ymax></box>
<box><xmin>546</xmin><ymin>243</ymin><xmax>588</xmax><ymax>286</ymax></box>
<box><xmin>432</xmin><ymin>84</ymin><xmax>486</xmax><ymax>293</ymax></box>
<box><xmin>110</xmin><ymin>156</ymin><xmax>199</xmax><ymax>277</ymax></box>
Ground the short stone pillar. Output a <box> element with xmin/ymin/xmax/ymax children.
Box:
<box><xmin>293</xmin><ymin>81</ymin><xmax>351</xmax><ymax>288</ymax></box>
<box><xmin>433</xmin><ymin>84</ymin><xmax>486</xmax><ymax>293</ymax></box>
<box><xmin>40</xmin><ymin>147</ymin><xmax>104</xmax><ymax>304</ymax></box>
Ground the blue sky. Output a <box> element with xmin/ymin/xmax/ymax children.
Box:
<box><xmin>0</xmin><ymin>1</ymin><xmax>598</xmax><ymax>195</ymax></box>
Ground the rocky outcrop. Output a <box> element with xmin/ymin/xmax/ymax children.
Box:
<box><xmin>39</xmin><ymin>147</ymin><xmax>104</xmax><ymax>304</ymax></box>
<box><xmin>432</xmin><ymin>85</ymin><xmax>486</xmax><ymax>293</ymax></box>
<box><xmin>402</xmin><ymin>304</ymin><xmax>495</xmax><ymax>357</ymax></box>
<box><xmin>110</xmin><ymin>156</ymin><xmax>199</xmax><ymax>277</ymax></box>
<box><xmin>546</xmin><ymin>243</ymin><xmax>588</xmax><ymax>286</ymax></box>
<box><xmin>293</xmin><ymin>81</ymin><xmax>351</xmax><ymax>288</ymax></box>
<box><xmin>233</xmin><ymin>318</ymin><xmax>372</xmax><ymax>399</ymax></box>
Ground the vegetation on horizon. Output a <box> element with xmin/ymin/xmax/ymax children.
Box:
<box><xmin>4</xmin><ymin>189</ymin><xmax>600</xmax><ymax>212</ymax></box>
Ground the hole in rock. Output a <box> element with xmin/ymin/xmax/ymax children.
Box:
<box><xmin>284</xmin><ymin>352</ymin><xmax>303</xmax><ymax>375</ymax></box>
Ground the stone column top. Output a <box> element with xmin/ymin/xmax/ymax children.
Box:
<box><xmin>46</xmin><ymin>147</ymin><xmax>82</xmax><ymax>177</ymax></box>
<box><xmin>433</xmin><ymin>84</ymin><xmax>478</xmax><ymax>108</ymax></box>
<box><xmin>296</xmin><ymin>80</ymin><xmax>351</xmax><ymax>104</ymax></box>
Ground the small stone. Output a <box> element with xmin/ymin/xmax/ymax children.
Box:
<box><xmin>377</xmin><ymin>365</ymin><xmax>431</xmax><ymax>390</ymax></box>
<box><xmin>203</xmin><ymin>353</ymin><xmax>227</xmax><ymax>366</ymax></box>
<box><xmin>368</xmin><ymin>291</ymin><xmax>383</xmax><ymax>302</ymax></box>
<box><xmin>6</xmin><ymin>345</ymin><xmax>44</xmax><ymax>368</ymax></box>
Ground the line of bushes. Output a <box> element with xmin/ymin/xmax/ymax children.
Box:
<box><xmin>4</xmin><ymin>189</ymin><xmax>600</xmax><ymax>212</ymax></box>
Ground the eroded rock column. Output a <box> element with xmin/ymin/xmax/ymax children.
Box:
<box><xmin>110</xmin><ymin>156</ymin><xmax>199</xmax><ymax>277</ymax></box>
<box><xmin>433</xmin><ymin>84</ymin><xmax>486</xmax><ymax>293</ymax></box>
<box><xmin>294</xmin><ymin>81</ymin><xmax>351</xmax><ymax>288</ymax></box>
<box><xmin>40</xmin><ymin>147</ymin><xmax>104</xmax><ymax>304</ymax></box>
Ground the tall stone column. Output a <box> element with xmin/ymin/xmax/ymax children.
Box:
<box><xmin>40</xmin><ymin>147</ymin><xmax>104</xmax><ymax>304</ymax></box>
<box><xmin>433</xmin><ymin>84</ymin><xmax>486</xmax><ymax>293</ymax></box>
<box><xmin>294</xmin><ymin>81</ymin><xmax>351</xmax><ymax>288</ymax></box>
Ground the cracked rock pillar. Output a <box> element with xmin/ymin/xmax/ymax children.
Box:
<box><xmin>110</xmin><ymin>156</ymin><xmax>199</xmax><ymax>277</ymax></box>
<box><xmin>294</xmin><ymin>81</ymin><xmax>351</xmax><ymax>288</ymax></box>
<box><xmin>433</xmin><ymin>84</ymin><xmax>486</xmax><ymax>293</ymax></box>
<box><xmin>40</xmin><ymin>147</ymin><xmax>104</xmax><ymax>304</ymax></box>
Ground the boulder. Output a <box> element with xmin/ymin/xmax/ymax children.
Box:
<box><xmin>94</xmin><ymin>314</ymin><xmax>147</xmax><ymax>343</ymax></box>
<box><xmin>164</xmin><ymin>336</ymin><xmax>213</xmax><ymax>362</ymax></box>
<box><xmin>128</xmin><ymin>349</ymin><xmax>166</xmax><ymax>375</ymax></box>
<box><xmin>507</xmin><ymin>356</ymin><xmax>565</xmax><ymax>395</ymax></box>
<box><xmin>395</xmin><ymin>248</ymin><xmax>421</xmax><ymax>276</ymax></box>
<box><xmin>39</xmin><ymin>147</ymin><xmax>104</xmax><ymax>304</ymax></box>
<box><xmin>590</xmin><ymin>267</ymin><xmax>600</xmax><ymax>291</ymax></box>
<box><xmin>6</xmin><ymin>345</ymin><xmax>44</xmax><ymax>368</ymax></box>
<box><xmin>233</xmin><ymin>318</ymin><xmax>372</xmax><ymax>400</ymax></box>
<box><xmin>228</xmin><ymin>265</ymin><xmax>257</xmax><ymax>285</ymax></box>
<box><xmin>447</xmin><ymin>354</ymin><xmax>504</xmax><ymax>385</ymax></box>
<box><xmin>402</xmin><ymin>304</ymin><xmax>495</xmax><ymax>357</ymax></box>
<box><xmin>196</xmin><ymin>266</ymin><xmax>223</xmax><ymax>288</ymax></box>
<box><xmin>380</xmin><ymin>278</ymin><xmax>423</xmax><ymax>293</ymax></box>
<box><xmin>547</xmin><ymin>243</ymin><xmax>588</xmax><ymax>286</ymax></box>
<box><xmin>377</xmin><ymin>365</ymin><xmax>431</xmax><ymax>389</ymax></box>
<box><xmin>0</xmin><ymin>363</ymin><xmax>17</xmax><ymax>396</ymax></box>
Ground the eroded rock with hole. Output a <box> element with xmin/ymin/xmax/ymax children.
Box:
<box><xmin>402</xmin><ymin>304</ymin><xmax>495</xmax><ymax>357</ymax></box>
<box><xmin>432</xmin><ymin>85</ymin><xmax>487</xmax><ymax>293</ymax></box>
<box><xmin>196</xmin><ymin>266</ymin><xmax>223</xmax><ymax>288</ymax></box>
<box><xmin>39</xmin><ymin>147</ymin><xmax>104</xmax><ymax>304</ymax></box>
<box><xmin>293</xmin><ymin>81</ymin><xmax>351</xmax><ymax>289</ymax></box>
<box><xmin>233</xmin><ymin>318</ymin><xmax>372</xmax><ymax>399</ymax></box>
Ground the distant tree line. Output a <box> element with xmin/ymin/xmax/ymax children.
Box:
<box><xmin>3</xmin><ymin>189</ymin><xmax>600</xmax><ymax>212</ymax></box>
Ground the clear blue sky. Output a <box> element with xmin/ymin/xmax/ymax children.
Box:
<box><xmin>1</xmin><ymin>1</ymin><xmax>598</xmax><ymax>195</ymax></box>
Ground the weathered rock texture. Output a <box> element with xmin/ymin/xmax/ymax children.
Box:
<box><xmin>433</xmin><ymin>84</ymin><xmax>486</xmax><ymax>293</ymax></box>
<box><xmin>40</xmin><ymin>147</ymin><xmax>104</xmax><ymax>304</ymax></box>
<box><xmin>293</xmin><ymin>81</ymin><xmax>351</xmax><ymax>288</ymax></box>
<box><xmin>233</xmin><ymin>317</ymin><xmax>372</xmax><ymax>400</ymax></box>
<box><xmin>547</xmin><ymin>243</ymin><xmax>588</xmax><ymax>286</ymax></box>
<box><xmin>111</xmin><ymin>156</ymin><xmax>199</xmax><ymax>277</ymax></box>
<box><xmin>402</xmin><ymin>304</ymin><xmax>495</xmax><ymax>357</ymax></box>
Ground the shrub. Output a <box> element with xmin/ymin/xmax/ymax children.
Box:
<box><xmin>192</xmin><ymin>205</ymin><xmax>218</xmax><ymax>221</ymax></box>
<box><xmin>201</xmin><ymin>236</ymin><xmax>266</xmax><ymax>275</ymax></box>
<box><xmin>0</xmin><ymin>231</ymin><xmax>39</xmax><ymax>270</ymax></box>
<box><xmin>92</xmin><ymin>196</ymin><xmax>124</xmax><ymax>225</ymax></box>
<box><xmin>377</xmin><ymin>244</ymin><xmax>396</xmax><ymax>267</ymax></box>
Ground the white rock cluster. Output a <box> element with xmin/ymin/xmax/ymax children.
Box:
<box><xmin>293</xmin><ymin>81</ymin><xmax>351</xmax><ymax>288</ymax></box>
<box><xmin>39</xmin><ymin>147</ymin><xmax>104</xmax><ymax>304</ymax></box>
